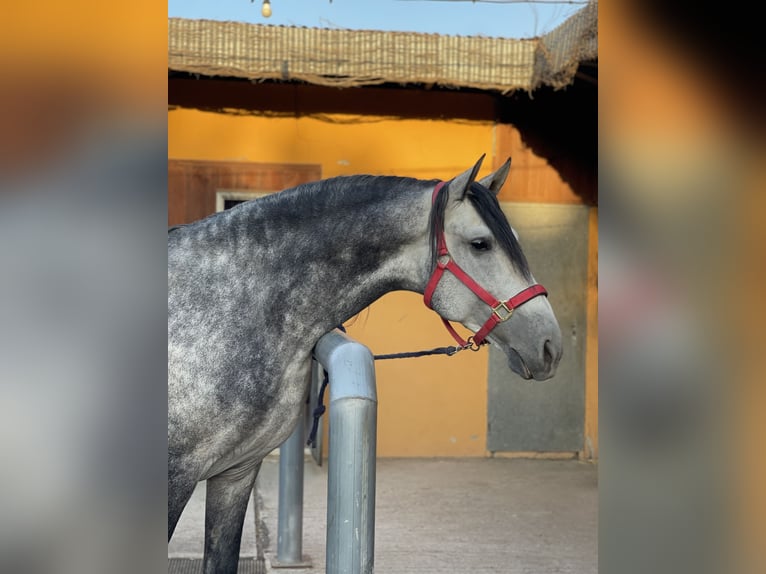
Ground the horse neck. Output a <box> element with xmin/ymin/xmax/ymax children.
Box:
<box><xmin>235</xmin><ymin>178</ymin><xmax>433</xmax><ymax>339</ymax></box>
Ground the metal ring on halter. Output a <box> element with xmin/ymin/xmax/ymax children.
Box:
<box><xmin>465</xmin><ymin>337</ymin><xmax>482</xmax><ymax>352</ymax></box>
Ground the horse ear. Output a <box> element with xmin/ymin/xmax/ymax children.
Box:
<box><xmin>478</xmin><ymin>157</ymin><xmax>512</xmax><ymax>196</ymax></box>
<box><xmin>448</xmin><ymin>154</ymin><xmax>485</xmax><ymax>200</ymax></box>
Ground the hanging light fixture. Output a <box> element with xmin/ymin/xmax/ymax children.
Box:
<box><xmin>251</xmin><ymin>0</ymin><xmax>272</xmax><ymax>18</ymax></box>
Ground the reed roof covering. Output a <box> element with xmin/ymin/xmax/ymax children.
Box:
<box><xmin>168</xmin><ymin>1</ymin><xmax>596</xmax><ymax>94</ymax></box>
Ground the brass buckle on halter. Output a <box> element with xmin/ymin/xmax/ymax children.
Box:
<box><xmin>492</xmin><ymin>301</ymin><xmax>514</xmax><ymax>322</ymax></box>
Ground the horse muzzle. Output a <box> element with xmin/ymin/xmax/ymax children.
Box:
<box><xmin>507</xmin><ymin>328</ymin><xmax>563</xmax><ymax>381</ymax></box>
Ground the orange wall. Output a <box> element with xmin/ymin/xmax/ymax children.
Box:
<box><xmin>168</xmin><ymin>110</ymin><xmax>493</xmax><ymax>181</ymax></box>
<box><xmin>2</xmin><ymin>1</ymin><xmax>165</xmax><ymax>106</ymax></box>
<box><xmin>168</xmin><ymin>108</ymin><xmax>596</xmax><ymax>457</ymax></box>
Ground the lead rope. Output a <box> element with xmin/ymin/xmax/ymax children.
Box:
<box><xmin>306</xmin><ymin>326</ymin><xmax>478</xmax><ymax>447</ymax></box>
<box><xmin>307</xmin><ymin>369</ymin><xmax>329</xmax><ymax>448</ymax></box>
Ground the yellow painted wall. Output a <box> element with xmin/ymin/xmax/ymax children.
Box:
<box><xmin>3</xmin><ymin>1</ymin><xmax>166</xmax><ymax>105</ymax></box>
<box><xmin>168</xmin><ymin>108</ymin><xmax>596</xmax><ymax>458</ymax></box>
<box><xmin>168</xmin><ymin>110</ymin><xmax>494</xmax><ymax>181</ymax></box>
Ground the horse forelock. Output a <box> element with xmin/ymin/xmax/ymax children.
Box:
<box><xmin>428</xmin><ymin>181</ymin><xmax>450</xmax><ymax>269</ymax></box>
<box><xmin>466</xmin><ymin>181</ymin><xmax>531</xmax><ymax>279</ymax></box>
<box><xmin>428</xmin><ymin>180</ymin><xmax>531</xmax><ymax>280</ymax></box>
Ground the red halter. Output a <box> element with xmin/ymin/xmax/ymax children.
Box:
<box><xmin>423</xmin><ymin>181</ymin><xmax>548</xmax><ymax>349</ymax></box>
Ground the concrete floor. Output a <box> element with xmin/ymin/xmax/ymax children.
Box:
<box><xmin>169</xmin><ymin>456</ymin><xmax>597</xmax><ymax>573</ymax></box>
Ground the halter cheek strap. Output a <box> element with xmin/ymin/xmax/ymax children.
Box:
<box><xmin>424</xmin><ymin>181</ymin><xmax>548</xmax><ymax>348</ymax></box>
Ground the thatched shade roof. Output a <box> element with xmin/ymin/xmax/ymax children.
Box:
<box><xmin>168</xmin><ymin>1</ymin><xmax>596</xmax><ymax>94</ymax></box>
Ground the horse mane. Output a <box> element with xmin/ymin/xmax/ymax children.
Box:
<box><xmin>289</xmin><ymin>174</ymin><xmax>429</xmax><ymax>209</ymax></box>
<box><xmin>429</xmin><ymin>180</ymin><xmax>531</xmax><ymax>280</ymax></box>
<box><xmin>169</xmin><ymin>175</ymin><xmax>429</xmax><ymax>237</ymax></box>
<box><xmin>171</xmin><ymin>175</ymin><xmax>529</xmax><ymax>285</ymax></box>
<box><xmin>229</xmin><ymin>175</ymin><xmax>432</xmax><ymax>221</ymax></box>
<box><xmin>232</xmin><ymin>174</ymin><xmax>531</xmax><ymax>282</ymax></box>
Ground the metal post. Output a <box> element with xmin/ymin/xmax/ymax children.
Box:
<box><xmin>314</xmin><ymin>330</ymin><xmax>377</xmax><ymax>574</ymax></box>
<box><xmin>274</xmin><ymin>414</ymin><xmax>310</xmax><ymax>568</ymax></box>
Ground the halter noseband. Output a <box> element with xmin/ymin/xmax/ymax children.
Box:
<box><xmin>423</xmin><ymin>180</ymin><xmax>548</xmax><ymax>349</ymax></box>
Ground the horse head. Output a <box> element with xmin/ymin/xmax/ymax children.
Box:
<box><xmin>424</xmin><ymin>156</ymin><xmax>563</xmax><ymax>380</ymax></box>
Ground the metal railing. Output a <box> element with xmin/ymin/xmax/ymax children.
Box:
<box><xmin>274</xmin><ymin>329</ymin><xmax>378</xmax><ymax>574</ymax></box>
<box><xmin>275</xmin><ymin>414</ymin><xmax>308</xmax><ymax>567</ymax></box>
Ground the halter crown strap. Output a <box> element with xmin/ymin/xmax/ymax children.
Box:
<box><xmin>423</xmin><ymin>180</ymin><xmax>548</xmax><ymax>348</ymax></box>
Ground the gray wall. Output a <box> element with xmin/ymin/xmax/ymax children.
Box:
<box><xmin>487</xmin><ymin>203</ymin><xmax>589</xmax><ymax>452</ymax></box>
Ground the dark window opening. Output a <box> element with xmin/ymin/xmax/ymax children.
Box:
<box><xmin>223</xmin><ymin>199</ymin><xmax>247</xmax><ymax>210</ymax></box>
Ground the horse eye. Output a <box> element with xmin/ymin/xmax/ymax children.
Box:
<box><xmin>470</xmin><ymin>239</ymin><xmax>491</xmax><ymax>252</ymax></box>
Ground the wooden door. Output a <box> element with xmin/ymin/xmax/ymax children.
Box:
<box><xmin>168</xmin><ymin>159</ymin><xmax>322</xmax><ymax>226</ymax></box>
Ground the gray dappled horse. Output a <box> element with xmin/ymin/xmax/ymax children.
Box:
<box><xmin>168</xmin><ymin>156</ymin><xmax>563</xmax><ymax>573</ymax></box>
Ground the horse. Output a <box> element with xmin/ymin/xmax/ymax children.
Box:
<box><xmin>168</xmin><ymin>155</ymin><xmax>563</xmax><ymax>573</ymax></box>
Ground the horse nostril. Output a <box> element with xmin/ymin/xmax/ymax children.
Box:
<box><xmin>543</xmin><ymin>339</ymin><xmax>554</xmax><ymax>366</ymax></box>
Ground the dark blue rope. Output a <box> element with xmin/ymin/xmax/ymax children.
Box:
<box><xmin>306</xmin><ymin>368</ymin><xmax>329</xmax><ymax>448</ymax></box>
<box><xmin>305</xmin><ymin>326</ymin><xmax>466</xmax><ymax>447</ymax></box>
<box><xmin>373</xmin><ymin>346</ymin><xmax>464</xmax><ymax>360</ymax></box>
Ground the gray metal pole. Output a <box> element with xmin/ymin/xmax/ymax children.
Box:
<box><xmin>275</xmin><ymin>414</ymin><xmax>306</xmax><ymax>566</ymax></box>
<box><xmin>314</xmin><ymin>330</ymin><xmax>377</xmax><ymax>574</ymax></box>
